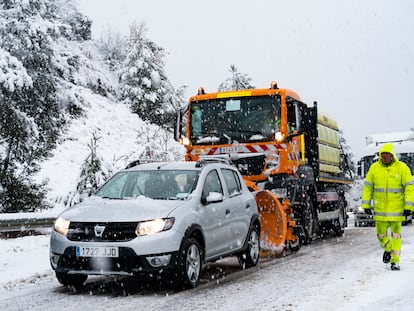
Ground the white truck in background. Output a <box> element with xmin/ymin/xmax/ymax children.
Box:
<box><xmin>356</xmin><ymin>130</ymin><xmax>414</xmax><ymax>225</ymax></box>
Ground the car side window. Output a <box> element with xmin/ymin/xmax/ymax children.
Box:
<box><xmin>221</xmin><ymin>168</ymin><xmax>242</xmax><ymax>196</ymax></box>
<box><xmin>202</xmin><ymin>170</ymin><xmax>223</xmax><ymax>197</ymax></box>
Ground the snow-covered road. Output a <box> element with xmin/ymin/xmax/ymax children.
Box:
<box><xmin>1</xmin><ymin>222</ymin><xmax>414</xmax><ymax>311</ymax></box>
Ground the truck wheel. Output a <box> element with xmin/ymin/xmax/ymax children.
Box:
<box><xmin>238</xmin><ymin>224</ymin><xmax>260</xmax><ymax>269</ymax></box>
<box><xmin>176</xmin><ymin>238</ymin><xmax>202</xmax><ymax>289</ymax></box>
<box><xmin>55</xmin><ymin>272</ymin><xmax>87</xmax><ymax>287</ymax></box>
<box><xmin>302</xmin><ymin>197</ymin><xmax>317</xmax><ymax>245</ymax></box>
<box><xmin>288</xmin><ymin>236</ymin><xmax>301</xmax><ymax>252</ymax></box>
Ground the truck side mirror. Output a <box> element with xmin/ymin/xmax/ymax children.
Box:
<box><xmin>174</xmin><ymin>109</ymin><xmax>183</xmax><ymax>142</ymax></box>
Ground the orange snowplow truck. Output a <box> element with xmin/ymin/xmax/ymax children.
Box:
<box><xmin>175</xmin><ymin>81</ymin><xmax>353</xmax><ymax>255</ymax></box>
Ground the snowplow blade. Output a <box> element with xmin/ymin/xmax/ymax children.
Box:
<box><xmin>255</xmin><ymin>190</ymin><xmax>298</xmax><ymax>255</ymax></box>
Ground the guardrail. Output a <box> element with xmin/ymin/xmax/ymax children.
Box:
<box><xmin>0</xmin><ymin>217</ymin><xmax>55</xmax><ymax>234</ymax></box>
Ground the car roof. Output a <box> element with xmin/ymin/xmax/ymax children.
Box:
<box><xmin>124</xmin><ymin>160</ymin><xmax>237</xmax><ymax>172</ymax></box>
<box><xmin>126</xmin><ymin>161</ymin><xmax>198</xmax><ymax>171</ymax></box>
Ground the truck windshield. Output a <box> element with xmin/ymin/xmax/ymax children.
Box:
<box><xmin>189</xmin><ymin>96</ymin><xmax>281</xmax><ymax>145</ymax></box>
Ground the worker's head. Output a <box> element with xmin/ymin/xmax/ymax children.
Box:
<box><xmin>379</xmin><ymin>143</ymin><xmax>396</xmax><ymax>166</ymax></box>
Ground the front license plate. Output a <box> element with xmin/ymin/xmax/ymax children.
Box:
<box><xmin>76</xmin><ymin>246</ymin><xmax>119</xmax><ymax>258</ymax></box>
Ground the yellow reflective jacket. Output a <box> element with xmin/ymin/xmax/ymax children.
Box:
<box><xmin>361</xmin><ymin>143</ymin><xmax>414</xmax><ymax>221</ymax></box>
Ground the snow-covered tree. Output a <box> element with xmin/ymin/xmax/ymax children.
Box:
<box><xmin>0</xmin><ymin>0</ymin><xmax>96</xmax><ymax>212</ymax></box>
<box><xmin>0</xmin><ymin>1</ymin><xmax>185</xmax><ymax>212</ymax></box>
<box><xmin>97</xmin><ymin>26</ymin><xmax>127</xmax><ymax>71</ymax></box>
<box><xmin>339</xmin><ymin>129</ymin><xmax>355</xmax><ymax>179</ymax></box>
<box><xmin>161</xmin><ymin>83</ymin><xmax>187</xmax><ymax>131</ymax></box>
<box><xmin>0</xmin><ymin>48</ymin><xmax>47</xmax><ymax>212</ymax></box>
<box><xmin>218</xmin><ymin>64</ymin><xmax>254</xmax><ymax>91</ymax></box>
<box><xmin>76</xmin><ymin>131</ymin><xmax>111</xmax><ymax>197</ymax></box>
<box><xmin>119</xmin><ymin>22</ymin><xmax>180</xmax><ymax>130</ymax></box>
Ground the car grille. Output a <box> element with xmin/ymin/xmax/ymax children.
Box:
<box><xmin>67</xmin><ymin>222</ymin><xmax>138</xmax><ymax>242</ymax></box>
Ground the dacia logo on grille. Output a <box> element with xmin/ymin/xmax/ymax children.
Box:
<box><xmin>94</xmin><ymin>225</ymin><xmax>106</xmax><ymax>238</ymax></box>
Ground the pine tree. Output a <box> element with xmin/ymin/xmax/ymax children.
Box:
<box><xmin>161</xmin><ymin>84</ymin><xmax>187</xmax><ymax>131</ymax></box>
<box><xmin>339</xmin><ymin>129</ymin><xmax>355</xmax><ymax>179</ymax></box>
<box><xmin>119</xmin><ymin>22</ymin><xmax>180</xmax><ymax>130</ymax></box>
<box><xmin>218</xmin><ymin>64</ymin><xmax>254</xmax><ymax>91</ymax></box>
<box><xmin>97</xmin><ymin>26</ymin><xmax>127</xmax><ymax>71</ymax></box>
<box><xmin>76</xmin><ymin>131</ymin><xmax>110</xmax><ymax>197</ymax></box>
<box><xmin>0</xmin><ymin>0</ymin><xmax>93</xmax><ymax>212</ymax></box>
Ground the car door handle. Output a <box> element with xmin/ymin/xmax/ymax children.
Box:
<box><xmin>245</xmin><ymin>203</ymin><xmax>250</xmax><ymax>209</ymax></box>
<box><xmin>225</xmin><ymin>209</ymin><xmax>231</xmax><ymax>216</ymax></box>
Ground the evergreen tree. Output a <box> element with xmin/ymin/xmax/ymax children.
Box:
<box><xmin>218</xmin><ymin>64</ymin><xmax>254</xmax><ymax>91</ymax></box>
<box><xmin>97</xmin><ymin>26</ymin><xmax>127</xmax><ymax>71</ymax></box>
<box><xmin>76</xmin><ymin>131</ymin><xmax>110</xmax><ymax>197</ymax></box>
<box><xmin>161</xmin><ymin>84</ymin><xmax>187</xmax><ymax>131</ymax></box>
<box><xmin>119</xmin><ymin>22</ymin><xmax>179</xmax><ymax>130</ymax></box>
<box><xmin>0</xmin><ymin>0</ymin><xmax>93</xmax><ymax>212</ymax></box>
<box><xmin>0</xmin><ymin>48</ymin><xmax>48</xmax><ymax>212</ymax></box>
<box><xmin>339</xmin><ymin>129</ymin><xmax>355</xmax><ymax>179</ymax></box>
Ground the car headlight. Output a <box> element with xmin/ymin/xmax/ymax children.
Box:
<box><xmin>54</xmin><ymin>217</ymin><xmax>70</xmax><ymax>236</ymax></box>
<box><xmin>136</xmin><ymin>218</ymin><xmax>175</xmax><ymax>236</ymax></box>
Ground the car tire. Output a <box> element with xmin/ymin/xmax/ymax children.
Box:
<box><xmin>176</xmin><ymin>237</ymin><xmax>202</xmax><ymax>289</ymax></box>
<box><xmin>238</xmin><ymin>224</ymin><xmax>260</xmax><ymax>269</ymax></box>
<box><xmin>55</xmin><ymin>271</ymin><xmax>87</xmax><ymax>287</ymax></box>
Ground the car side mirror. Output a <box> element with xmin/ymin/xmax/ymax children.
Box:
<box><xmin>201</xmin><ymin>192</ymin><xmax>224</xmax><ymax>204</ymax></box>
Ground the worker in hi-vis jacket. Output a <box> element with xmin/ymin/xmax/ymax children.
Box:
<box><xmin>361</xmin><ymin>143</ymin><xmax>414</xmax><ymax>270</ymax></box>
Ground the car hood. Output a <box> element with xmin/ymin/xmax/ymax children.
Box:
<box><xmin>58</xmin><ymin>196</ymin><xmax>187</xmax><ymax>222</ymax></box>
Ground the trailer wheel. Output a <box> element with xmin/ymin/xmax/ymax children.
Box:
<box><xmin>333</xmin><ymin>196</ymin><xmax>346</xmax><ymax>236</ymax></box>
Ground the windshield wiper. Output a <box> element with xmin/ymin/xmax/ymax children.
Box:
<box><xmin>99</xmin><ymin>196</ymin><xmax>123</xmax><ymax>200</ymax></box>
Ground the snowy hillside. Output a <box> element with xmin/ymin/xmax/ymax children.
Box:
<box><xmin>0</xmin><ymin>0</ymin><xmax>185</xmax><ymax>213</ymax></box>
<box><xmin>34</xmin><ymin>88</ymin><xmax>184</xmax><ymax>210</ymax></box>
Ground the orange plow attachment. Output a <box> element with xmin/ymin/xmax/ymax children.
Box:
<box><xmin>255</xmin><ymin>190</ymin><xmax>299</xmax><ymax>256</ymax></box>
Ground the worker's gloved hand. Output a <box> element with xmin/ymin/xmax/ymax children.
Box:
<box><xmin>364</xmin><ymin>208</ymin><xmax>372</xmax><ymax>215</ymax></box>
<box><xmin>404</xmin><ymin>210</ymin><xmax>411</xmax><ymax>217</ymax></box>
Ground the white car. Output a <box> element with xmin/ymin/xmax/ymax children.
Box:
<box><xmin>353</xmin><ymin>206</ymin><xmax>375</xmax><ymax>227</ymax></box>
<box><xmin>50</xmin><ymin>160</ymin><xmax>260</xmax><ymax>289</ymax></box>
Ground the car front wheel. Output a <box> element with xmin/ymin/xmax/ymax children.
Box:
<box><xmin>238</xmin><ymin>225</ymin><xmax>260</xmax><ymax>269</ymax></box>
<box><xmin>176</xmin><ymin>238</ymin><xmax>202</xmax><ymax>289</ymax></box>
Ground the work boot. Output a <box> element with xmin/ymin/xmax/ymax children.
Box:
<box><xmin>383</xmin><ymin>251</ymin><xmax>391</xmax><ymax>263</ymax></box>
<box><xmin>391</xmin><ymin>263</ymin><xmax>400</xmax><ymax>271</ymax></box>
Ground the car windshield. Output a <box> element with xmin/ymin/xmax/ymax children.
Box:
<box><xmin>95</xmin><ymin>170</ymin><xmax>199</xmax><ymax>200</ymax></box>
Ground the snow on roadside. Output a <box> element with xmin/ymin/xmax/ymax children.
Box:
<box><xmin>1</xmin><ymin>225</ymin><xmax>414</xmax><ymax>310</ymax></box>
<box><xmin>0</xmin><ymin>234</ymin><xmax>52</xmax><ymax>287</ymax></box>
